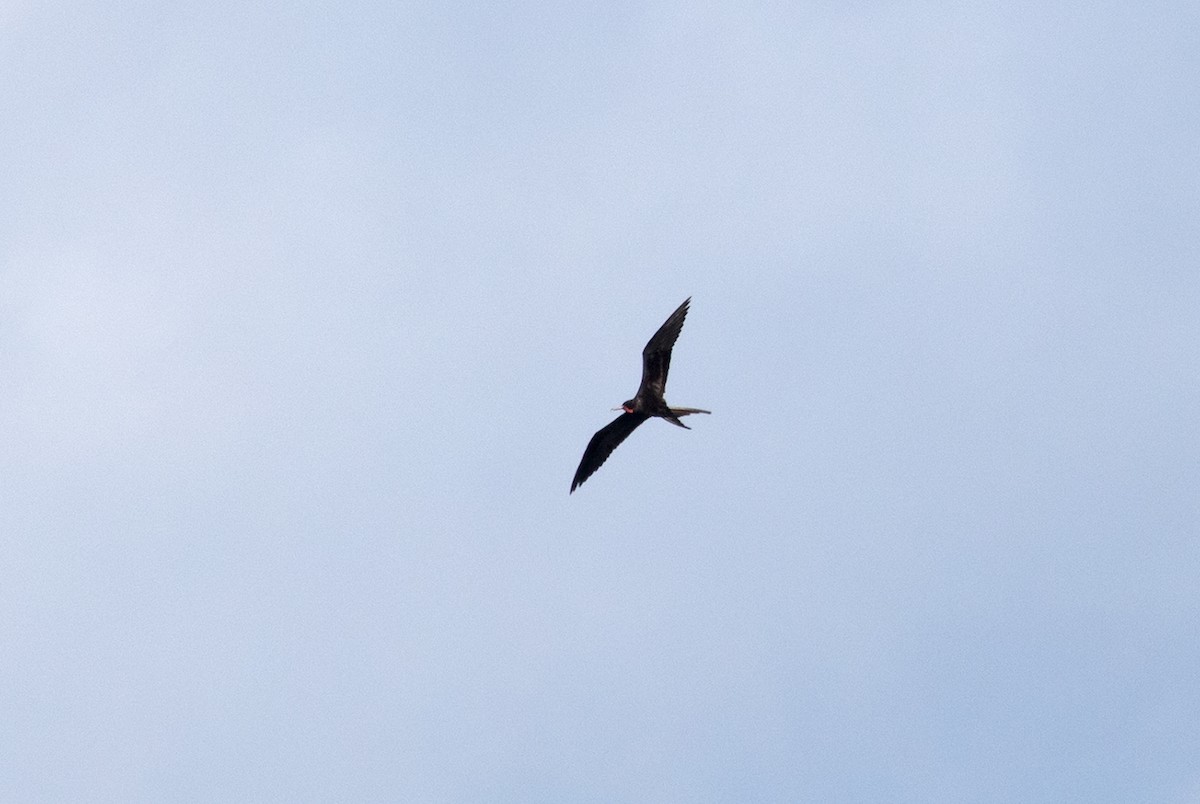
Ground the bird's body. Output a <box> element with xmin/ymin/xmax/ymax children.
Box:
<box><xmin>570</xmin><ymin>297</ymin><xmax>709</xmax><ymax>493</ymax></box>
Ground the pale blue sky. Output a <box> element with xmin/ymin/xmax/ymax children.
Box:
<box><xmin>3</xmin><ymin>2</ymin><xmax>1199</xmax><ymax>801</ymax></box>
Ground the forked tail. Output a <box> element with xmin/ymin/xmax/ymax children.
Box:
<box><xmin>664</xmin><ymin>406</ymin><xmax>711</xmax><ymax>429</ymax></box>
<box><xmin>670</xmin><ymin>406</ymin><xmax>711</xmax><ymax>417</ymax></box>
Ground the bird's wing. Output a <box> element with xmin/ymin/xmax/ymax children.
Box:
<box><xmin>637</xmin><ymin>297</ymin><xmax>690</xmax><ymax>401</ymax></box>
<box><xmin>570</xmin><ymin>412</ymin><xmax>650</xmax><ymax>493</ymax></box>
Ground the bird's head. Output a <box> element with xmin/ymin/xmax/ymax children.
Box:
<box><xmin>613</xmin><ymin>399</ymin><xmax>637</xmax><ymax>413</ymax></box>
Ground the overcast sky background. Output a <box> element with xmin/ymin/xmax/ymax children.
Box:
<box><xmin>3</xmin><ymin>2</ymin><xmax>1199</xmax><ymax>801</ymax></box>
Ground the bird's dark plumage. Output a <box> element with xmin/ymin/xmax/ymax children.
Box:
<box><xmin>570</xmin><ymin>297</ymin><xmax>709</xmax><ymax>493</ymax></box>
<box><xmin>569</xmin><ymin>411</ymin><xmax>650</xmax><ymax>493</ymax></box>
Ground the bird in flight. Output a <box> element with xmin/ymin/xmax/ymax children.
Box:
<box><xmin>570</xmin><ymin>297</ymin><xmax>710</xmax><ymax>493</ymax></box>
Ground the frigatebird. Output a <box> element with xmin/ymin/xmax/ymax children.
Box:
<box><xmin>570</xmin><ymin>297</ymin><xmax>710</xmax><ymax>493</ymax></box>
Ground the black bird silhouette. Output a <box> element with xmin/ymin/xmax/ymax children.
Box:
<box><xmin>570</xmin><ymin>297</ymin><xmax>710</xmax><ymax>493</ymax></box>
